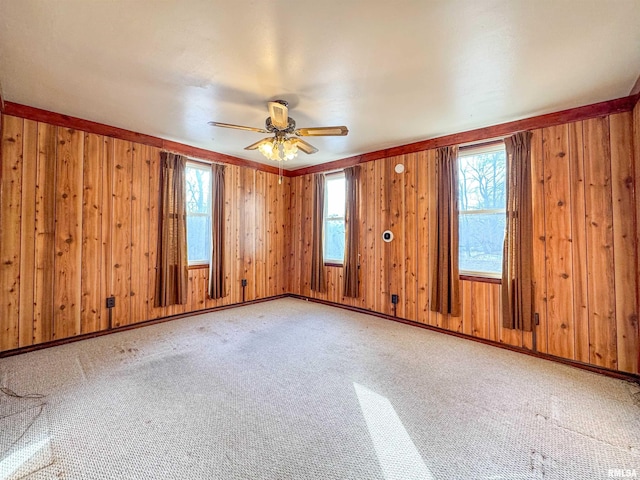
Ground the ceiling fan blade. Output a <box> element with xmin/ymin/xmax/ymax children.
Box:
<box><xmin>268</xmin><ymin>101</ymin><xmax>289</xmax><ymax>130</ymax></box>
<box><xmin>295</xmin><ymin>126</ymin><xmax>349</xmax><ymax>136</ymax></box>
<box><xmin>292</xmin><ymin>138</ymin><xmax>318</xmax><ymax>155</ymax></box>
<box><xmin>208</xmin><ymin>121</ymin><xmax>268</xmax><ymax>133</ymax></box>
<box><xmin>244</xmin><ymin>137</ymin><xmax>273</xmax><ymax>150</ymax></box>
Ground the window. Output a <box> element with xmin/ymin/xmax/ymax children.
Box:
<box><xmin>185</xmin><ymin>162</ymin><xmax>212</xmax><ymax>265</ymax></box>
<box><xmin>324</xmin><ymin>171</ymin><xmax>346</xmax><ymax>264</ymax></box>
<box><xmin>458</xmin><ymin>143</ymin><xmax>507</xmax><ymax>277</ymax></box>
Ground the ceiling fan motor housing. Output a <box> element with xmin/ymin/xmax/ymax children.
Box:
<box><xmin>266</xmin><ymin>116</ymin><xmax>296</xmax><ymax>134</ymax></box>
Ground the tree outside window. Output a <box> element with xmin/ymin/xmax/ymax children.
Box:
<box><xmin>458</xmin><ymin>144</ymin><xmax>506</xmax><ymax>277</ymax></box>
<box><xmin>185</xmin><ymin>162</ymin><xmax>212</xmax><ymax>265</ymax></box>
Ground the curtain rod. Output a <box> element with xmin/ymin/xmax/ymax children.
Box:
<box><xmin>161</xmin><ymin>149</ymin><xmax>225</xmax><ymax>167</ymax></box>
<box><xmin>458</xmin><ymin>138</ymin><xmax>505</xmax><ymax>151</ymax></box>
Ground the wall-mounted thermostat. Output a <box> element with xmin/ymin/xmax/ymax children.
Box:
<box><xmin>395</xmin><ymin>163</ymin><xmax>405</xmax><ymax>174</ymax></box>
<box><xmin>382</xmin><ymin>230</ymin><xmax>394</xmax><ymax>242</ymax></box>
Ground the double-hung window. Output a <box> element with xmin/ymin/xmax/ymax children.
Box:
<box><xmin>323</xmin><ymin>171</ymin><xmax>346</xmax><ymax>264</ymax></box>
<box><xmin>457</xmin><ymin>143</ymin><xmax>507</xmax><ymax>278</ymax></box>
<box><xmin>185</xmin><ymin>162</ymin><xmax>212</xmax><ymax>265</ymax></box>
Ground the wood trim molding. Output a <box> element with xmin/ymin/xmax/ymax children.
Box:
<box><xmin>3</xmin><ymin>94</ymin><xmax>636</xmax><ymax>179</ymax></box>
<box><xmin>2</xmin><ymin>292</ymin><xmax>637</xmax><ymax>383</ymax></box>
<box><xmin>630</xmin><ymin>72</ymin><xmax>640</xmax><ymax>97</ymax></box>
<box><xmin>2</xmin><ymin>102</ymin><xmax>289</xmax><ymax>176</ymax></box>
<box><xmin>290</xmin><ymin>294</ymin><xmax>640</xmax><ymax>383</ymax></box>
<box><xmin>0</xmin><ymin>294</ymin><xmax>289</xmax><ymax>358</ymax></box>
<box><xmin>290</xmin><ymin>95</ymin><xmax>638</xmax><ymax>177</ymax></box>
<box><xmin>459</xmin><ymin>274</ymin><xmax>501</xmax><ymax>285</ymax></box>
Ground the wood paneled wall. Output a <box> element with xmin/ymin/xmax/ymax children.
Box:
<box><xmin>2</xmin><ymin>107</ymin><xmax>638</xmax><ymax>375</ymax></box>
<box><xmin>0</xmin><ymin>115</ymin><xmax>290</xmax><ymax>352</ymax></box>
<box><xmin>288</xmin><ymin>112</ymin><xmax>639</xmax><ymax>374</ymax></box>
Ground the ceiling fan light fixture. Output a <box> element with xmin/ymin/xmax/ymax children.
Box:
<box><xmin>282</xmin><ymin>138</ymin><xmax>298</xmax><ymax>160</ymax></box>
<box><xmin>209</xmin><ymin>99</ymin><xmax>348</xmax><ymax>163</ymax></box>
<box><xmin>256</xmin><ymin>136</ymin><xmax>299</xmax><ymax>162</ymax></box>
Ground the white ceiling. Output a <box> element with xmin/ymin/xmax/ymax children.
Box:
<box><xmin>1</xmin><ymin>1</ymin><xmax>639</xmax><ymax>170</ymax></box>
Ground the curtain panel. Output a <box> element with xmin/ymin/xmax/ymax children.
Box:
<box><xmin>155</xmin><ymin>152</ymin><xmax>188</xmax><ymax>307</ymax></box>
<box><xmin>209</xmin><ymin>164</ymin><xmax>226</xmax><ymax>299</ymax></box>
<box><xmin>431</xmin><ymin>146</ymin><xmax>461</xmax><ymax>316</ymax></box>
<box><xmin>310</xmin><ymin>173</ymin><xmax>326</xmax><ymax>293</ymax></box>
<box><xmin>501</xmin><ymin>131</ymin><xmax>534</xmax><ymax>331</ymax></box>
<box><xmin>343</xmin><ymin>166</ymin><xmax>361</xmax><ymax>298</ymax></box>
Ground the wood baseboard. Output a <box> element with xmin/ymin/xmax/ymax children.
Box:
<box><xmin>288</xmin><ymin>294</ymin><xmax>640</xmax><ymax>384</ymax></box>
<box><xmin>0</xmin><ymin>294</ymin><xmax>289</xmax><ymax>358</ymax></box>
<box><xmin>3</xmin><ymin>292</ymin><xmax>638</xmax><ymax>384</ymax></box>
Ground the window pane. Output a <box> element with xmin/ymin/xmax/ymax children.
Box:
<box><xmin>458</xmin><ymin>150</ymin><xmax>506</xmax><ymax>210</ymax></box>
<box><xmin>186</xmin><ymin>167</ymin><xmax>211</xmax><ymax>214</ymax></box>
<box><xmin>459</xmin><ymin>212</ymin><xmax>505</xmax><ymax>274</ymax></box>
<box><xmin>326</xmin><ymin>176</ymin><xmax>345</xmax><ymax>217</ymax></box>
<box><xmin>187</xmin><ymin>215</ymin><xmax>211</xmax><ymax>263</ymax></box>
<box><xmin>186</xmin><ymin>164</ymin><xmax>212</xmax><ymax>264</ymax></box>
<box><xmin>325</xmin><ymin>218</ymin><xmax>345</xmax><ymax>262</ymax></box>
<box><xmin>324</xmin><ymin>173</ymin><xmax>346</xmax><ymax>263</ymax></box>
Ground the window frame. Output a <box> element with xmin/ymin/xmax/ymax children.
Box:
<box><xmin>185</xmin><ymin>160</ymin><xmax>213</xmax><ymax>267</ymax></box>
<box><xmin>457</xmin><ymin>141</ymin><xmax>507</xmax><ymax>281</ymax></box>
<box><xmin>323</xmin><ymin>170</ymin><xmax>346</xmax><ymax>266</ymax></box>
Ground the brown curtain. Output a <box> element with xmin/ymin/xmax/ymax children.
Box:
<box><xmin>310</xmin><ymin>173</ymin><xmax>326</xmax><ymax>292</ymax></box>
<box><xmin>431</xmin><ymin>146</ymin><xmax>461</xmax><ymax>316</ymax></box>
<box><xmin>502</xmin><ymin>131</ymin><xmax>534</xmax><ymax>331</ymax></box>
<box><xmin>209</xmin><ymin>164</ymin><xmax>226</xmax><ymax>299</ymax></box>
<box><xmin>155</xmin><ymin>152</ymin><xmax>188</xmax><ymax>307</ymax></box>
<box><xmin>343</xmin><ymin>166</ymin><xmax>360</xmax><ymax>297</ymax></box>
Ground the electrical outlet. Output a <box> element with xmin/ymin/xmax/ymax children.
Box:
<box><xmin>106</xmin><ymin>296</ymin><xmax>116</xmax><ymax>309</ymax></box>
<box><xmin>241</xmin><ymin>279</ymin><xmax>248</xmax><ymax>287</ymax></box>
<box><xmin>391</xmin><ymin>294</ymin><xmax>399</xmax><ymax>305</ymax></box>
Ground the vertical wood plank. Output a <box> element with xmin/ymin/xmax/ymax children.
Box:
<box><xmin>54</xmin><ymin>127</ymin><xmax>84</xmax><ymax>339</ymax></box>
<box><xmin>111</xmin><ymin>138</ymin><xmax>132</xmax><ymax>327</ymax></box>
<box><xmin>266</xmin><ymin>173</ymin><xmax>277</xmax><ymax>296</ymax></box>
<box><xmin>279</xmin><ymin>176</ymin><xmax>290</xmax><ymax>295</ymax></box>
<box><xmin>301</xmin><ymin>175</ymin><xmax>312</xmax><ymax>297</ymax></box>
<box><xmin>130</xmin><ymin>143</ymin><xmax>150</xmax><ymax>324</ymax></box>
<box><xmin>568</xmin><ymin>121</ymin><xmax>590</xmax><ymax>363</ymax></box>
<box><xmin>403</xmin><ymin>154</ymin><xmax>418</xmax><ymax>322</ymax></box>
<box><xmin>426</xmin><ymin>149</ymin><xmax>438</xmax><ymax>327</ymax></box>
<box><xmin>18</xmin><ymin>120</ymin><xmax>37</xmax><ymax>347</ymax></box>
<box><xmin>100</xmin><ymin>138</ymin><xmax>115</xmax><ymax>326</ymax></box>
<box><xmin>242</xmin><ymin>168</ymin><xmax>256</xmax><ymax>300</ymax></box>
<box><xmin>609</xmin><ymin>112</ymin><xmax>638</xmax><ymax>373</ymax></box>
<box><xmin>33</xmin><ymin>122</ymin><xmax>57</xmax><ymax>344</ymax></box>
<box><xmin>81</xmin><ymin>133</ymin><xmax>103</xmax><ymax>333</ymax></box>
<box><xmin>388</xmin><ymin>156</ymin><xmax>405</xmax><ymax>318</ymax></box>
<box><xmin>416</xmin><ymin>151</ymin><xmax>430</xmax><ymax>324</ymax></box>
<box><xmin>633</xmin><ymin>102</ymin><xmax>640</xmax><ymax>375</ymax></box>
<box><xmin>363</xmin><ymin>162</ymin><xmax>376</xmax><ymax>312</ymax></box>
<box><xmin>0</xmin><ymin>116</ymin><xmax>23</xmax><ymax>350</ymax></box>
<box><xmin>583</xmin><ymin>116</ymin><xmax>617</xmax><ymax>369</ymax></box>
<box><xmin>255</xmin><ymin>171</ymin><xmax>266</xmax><ymax>299</ymax></box>
<box><xmin>471</xmin><ymin>282</ymin><xmax>489</xmax><ymax>339</ymax></box>
<box><xmin>530</xmin><ymin>128</ymin><xmax>547</xmax><ymax>353</ymax></box>
<box><xmin>543</xmin><ymin>124</ymin><xmax>575</xmax><ymax>359</ymax></box>
<box><xmin>376</xmin><ymin>159</ymin><xmax>389</xmax><ymax>314</ymax></box>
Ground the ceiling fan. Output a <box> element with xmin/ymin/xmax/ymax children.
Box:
<box><xmin>208</xmin><ymin>100</ymin><xmax>348</xmax><ymax>162</ymax></box>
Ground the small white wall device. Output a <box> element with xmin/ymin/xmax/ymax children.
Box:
<box><xmin>382</xmin><ymin>230</ymin><xmax>394</xmax><ymax>242</ymax></box>
<box><xmin>394</xmin><ymin>163</ymin><xmax>405</xmax><ymax>174</ymax></box>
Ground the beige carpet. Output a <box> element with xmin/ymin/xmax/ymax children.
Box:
<box><xmin>1</xmin><ymin>298</ymin><xmax>638</xmax><ymax>479</ymax></box>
